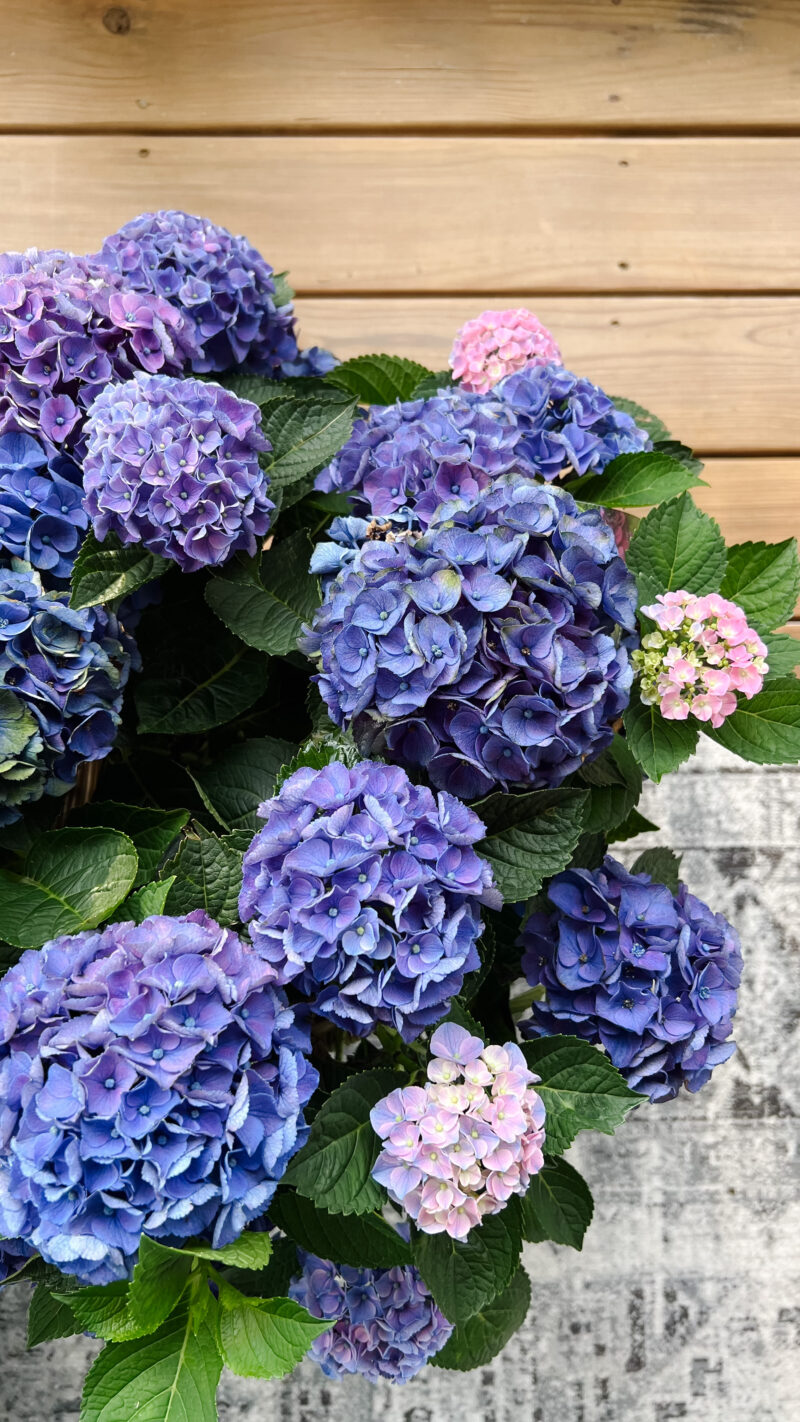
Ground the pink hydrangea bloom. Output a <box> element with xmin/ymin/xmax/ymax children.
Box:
<box><xmin>449</xmin><ymin>308</ymin><xmax>561</xmax><ymax>394</ymax></box>
<box><xmin>600</xmin><ymin>507</ymin><xmax>632</xmax><ymax>558</ymax></box>
<box><xmin>370</xmin><ymin>1023</ymin><xmax>546</xmax><ymax>1240</ymax></box>
<box><xmin>633</xmin><ymin>590</ymin><xmax>768</xmax><ymax>729</ymax></box>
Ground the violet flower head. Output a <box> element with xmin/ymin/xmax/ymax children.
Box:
<box><xmin>371</xmin><ymin>1023</ymin><xmax>546</xmax><ymax>1239</ymax></box>
<box><xmin>289</xmin><ymin>1250</ymin><xmax>452</xmax><ymax>1383</ymax></box>
<box><xmin>302</xmin><ymin>476</ymin><xmax>638</xmax><ymax>799</ymax></box>
<box><xmin>0</xmin><ymin>911</ymin><xmax>318</xmax><ymax>1284</ymax></box>
<box><xmin>239</xmin><ymin>759</ymin><xmax>498</xmax><ymax>1042</ymax></box>
<box><xmin>0</xmin><ymin>431</ymin><xmax>88</xmax><ymax>583</ymax></box>
<box><xmin>450</xmin><ymin>307</ymin><xmax>562</xmax><ymax>394</ymax></box>
<box><xmin>519</xmin><ymin>854</ymin><xmax>743</xmax><ymax>1102</ymax></box>
<box><xmin>83</xmin><ymin>372</ymin><xmax>274</xmax><ymax>573</ymax></box>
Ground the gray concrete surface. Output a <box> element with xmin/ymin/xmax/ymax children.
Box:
<box><xmin>0</xmin><ymin>738</ymin><xmax>798</xmax><ymax>1422</ymax></box>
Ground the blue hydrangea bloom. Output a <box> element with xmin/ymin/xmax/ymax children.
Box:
<box><xmin>93</xmin><ymin>210</ymin><xmax>336</xmax><ymax>379</ymax></box>
<box><xmin>0</xmin><ymin>564</ymin><xmax>136</xmax><ymax>824</ymax></box>
<box><xmin>239</xmin><ymin>760</ymin><xmax>499</xmax><ymax>1041</ymax></box>
<box><xmin>289</xmin><ymin>1250</ymin><xmax>453</xmax><ymax>1383</ymax></box>
<box><xmin>83</xmin><ymin>373</ymin><xmax>274</xmax><ymax>574</ymax></box>
<box><xmin>302</xmin><ymin>477</ymin><xmax>637</xmax><ymax>799</ymax></box>
<box><xmin>0</xmin><ymin>431</ymin><xmax>88</xmax><ymax>582</ymax></box>
<box><xmin>0</xmin><ymin>1238</ymin><xmax>33</xmax><ymax>1284</ymax></box>
<box><xmin>519</xmin><ymin>855</ymin><xmax>743</xmax><ymax>1102</ymax></box>
<box><xmin>0</xmin><ymin>911</ymin><xmax>318</xmax><ymax>1284</ymax></box>
<box><xmin>494</xmin><ymin>363</ymin><xmax>650</xmax><ymax>481</ymax></box>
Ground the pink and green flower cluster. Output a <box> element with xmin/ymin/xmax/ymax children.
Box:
<box><xmin>449</xmin><ymin>307</ymin><xmax>562</xmax><ymax>394</ymax></box>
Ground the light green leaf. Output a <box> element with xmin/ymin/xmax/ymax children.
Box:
<box><xmin>70</xmin><ymin>531</ymin><xmax>171</xmax><ymax>611</ymax></box>
<box><xmin>412</xmin><ymin>1203</ymin><xmax>522</xmax><ymax>1327</ymax></box>
<box><xmin>136</xmin><ymin>640</ymin><xmax>268</xmax><ymax>736</ymax></box>
<box><xmin>165</xmin><ymin>827</ymin><xmax>243</xmax><ymax>926</ymax></box>
<box><xmin>125</xmin><ymin>877</ymin><xmax>176</xmax><ymax>923</ymax></box>
<box><xmin>70</xmin><ymin>803</ymin><xmax>189</xmax><ymax>889</ymax></box>
<box><xmin>519</xmin><ymin>1157</ymin><xmax>594</xmax><ymax>1249</ymax></box>
<box><xmin>570</xmin><ymin>452</ymin><xmax>704</xmax><ymax>509</ymax></box>
<box><xmin>189</xmin><ymin>737</ymin><xmax>296</xmax><ymax>831</ymax></box>
<box><xmin>702</xmin><ymin>676</ymin><xmax>800</xmax><ymax>764</ymax></box>
<box><xmin>626</xmin><ymin>494</ymin><xmax>727</xmax><ymax>605</ymax></box>
<box><xmin>79</xmin><ymin>1307</ymin><xmax>221</xmax><ymax>1422</ymax></box>
<box><xmin>57</xmin><ymin>1282</ymin><xmax>149</xmax><ymax>1343</ymax></box>
<box><xmin>430</xmin><ymin>1266</ymin><xmax>531</xmax><ymax>1371</ymax></box>
<box><xmin>630</xmin><ymin>846</ymin><xmax>683</xmax><ymax>893</ymax></box>
<box><xmin>522</xmin><ymin>1037</ymin><xmax>642</xmax><ymax>1154</ymax></box>
<box><xmin>216</xmin><ymin>1285</ymin><xmax>329</xmax><ymax>1380</ymax></box>
<box><xmin>284</xmin><ymin>1068</ymin><xmax>404</xmax><ymax>1215</ymax></box>
<box><xmin>269</xmin><ymin>1192</ymin><xmax>413</xmax><ymax>1270</ymax></box>
<box><xmin>327</xmin><ymin>354</ymin><xmax>433</xmax><ymax>404</ymax></box>
<box><xmin>263</xmin><ymin>396</ymin><xmax>357</xmax><ymax>488</ymax></box>
<box><xmin>719</xmin><ymin>539</ymin><xmax>800</xmax><ymax>632</ymax></box>
<box><xmin>128</xmin><ymin>1237</ymin><xmax>193</xmax><ymax>1334</ymax></box>
<box><xmin>475</xmin><ymin>788</ymin><xmax>588</xmax><ymax>901</ymax></box>
<box><xmin>205</xmin><ymin>532</ymin><xmax>321</xmax><ymax>657</ymax></box>
<box><xmin>183</xmin><ymin>1233</ymin><xmax>274</xmax><ymax>1270</ymax></box>
<box><xmin>623</xmin><ymin>684</ymin><xmax>699</xmax><ymax>783</ymax></box>
<box><xmin>0</xmin><ymin>828</ymin><xmax>138</xmax><ymax>949</ymax></box>
<box><xmin>27</xmin><ymin>1283</ymin><xmax>80</xmax><ymax>1347</ymax></box>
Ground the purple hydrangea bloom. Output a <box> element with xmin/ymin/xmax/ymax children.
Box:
<box><xmin>93</xmin><ymin>210</ymin><xmax>335</xmax><ymax>379</ymax></box>
<box><xmin>0</xmin><ymin>249</ymin><xmax>197</xmax><ymax>459</ymax></box>
<box><xmin>239</xmin><ymin>760</ymin><xmax>499</xmax><ymax>1041</ymax></box>
<box><xmin>494</xmin><ymin>363</ymin><xmax>651</xmax><ymax>481</ymax></box>
<box><xmin>83</xmin><ymin>373</ymin><xmax>274</xmax><ymax>573</ymax></box>
<box><xmin>519</xmin><ymin>855</ymin><xmax>743</xmax><ymax>1102</ymax></box>
<box><xmin>289</xmin><ymin>1250</ymin><xmax>452</xmax><ymax>1383</ymax></box>
<box><xmin>302</xmin><ymin>477</ymin><xmax>637</xmax><ymax>799</ymax></box>
<box><xmin>0</xmin><ymin>431</ymin><xmax>88</xmax><ymax>582</ymax></box>
<box><xmin>0</xmin><ymin>564</ymin><xmax>136</xmax><ymax>824</ymax></box>
<box><xmin>0</xmin><ymin>911</ymin><xmax>318</xmax><ymax>1284</ymax></box>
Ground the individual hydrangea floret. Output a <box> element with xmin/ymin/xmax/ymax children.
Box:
<box><xmin>289</xmin><ymin>1250</ymin><xmax>452</xmax><ymax>1383</ymax></box>
<box><xmin>371</xmin><ymin>1023</ymin><xmax>546</xmax><ymax>1240</ymax></box>
<box><xmin>0</xmin><ymin>248</ymin><xmax>196</xmax><ymax>458</ymax></box>
<box><xmin>0</xmin><ymin>564</ymin><xmax>136</xmax><ymax>824</ymax></box>
<box><xmin>83</xmin><ymin>373</ymin><xmax>274</xmax><ymax>573</ymax></box>
<box><xmin>519</xmin><ymin>855</ymin><xmax>743</xmax><ymax>1102</ymax></box>
<box><xmin>449</xmin><ymin>307</ymin><xmax>562</xmax><ymax>394</ymax></box>
<box><xmin>632</xmin><ymin>590</ymin><xmax>768</xmax><ymax>728</ymax></box>
<box><xmin>302</xmin><ymin>477</ymin><xmax>637</xmax><ymax>799</ymax></box>
<box><xmin>0</xmin><ymin>911</ymin><xmax>318</xmax><ymax>1284</ymax></box>
<box><xmin>0</xmin><ymin>431</ymin><xmax>88</xmax><ymax>582</ymax></box>
<box><xmin>239</xmin><ymin>760</ymin><xmax>498</xmax><ymax>1042</ymax></box>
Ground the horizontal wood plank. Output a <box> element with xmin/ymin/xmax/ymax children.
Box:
<box><xmin>295</xmin><ymin>297</ymin><xmax>800</xmax><ymax>454</ymax></box>
<box><xmin>2</xmin><ymin>136</ymin><xmax>800</xmax><ymax>293</ymax></box>
<box><xmin>3</xmin><ymin>1</ymin><xmax>800</xmax><ymax>132</ymax></box>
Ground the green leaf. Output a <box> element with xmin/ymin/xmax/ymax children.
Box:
<box><xmin>136</xmin><ymin>640</ymin><xmax>268</xmax><ymax>736</ymax></box>
<box><xmin>719</xmin><ymin>539</ymin><xmax>800</xmax><ymax>632</ymax></box>
<box><xmin>58</xmin><ymin>1282</ymin><xmax>149</xmax><ymax>1343</ymax></box>
<box><xmin>476</xmin><ymin>788</ymin><xmax>588</xmax><ymax>901</ymax></box>
<box><xmin>205</xmin><ymin>532</ymin><xmax>320</xmax><ymax>657</ymax></box>
<box><xmin>272</xmin><ymin>271</ymin><xmax>295</xmax><ymax>306</ymax></box>
<box><xmin>570</xmin><ymin>451</ymin><xmax>704</xmax><ymax>510</ymax></box>
<box><xmin>653</xmin><ymin>438</ymin><xmax>704</xmax><ymax>478</ymax></box>
<box><xmin>70</xmin><ymin>803</ymin><xmax>189</xmax><ymax>889</ymax></box>
<box><xmin>623</xmin><ymin>683</ymin><xmax>699</xmax><ymax>783</ymax></box>
<box><xmin>182</xmin><ymin>1233</ymin><xmax>274</xmax><ymax>1270</ymax></box>
<box><xmin>0</xmin><ymin>828</ymin><xmax>138</xmax><ymax>949</ymax></box>
<box><xmin>284</xmin><ymin>1068</ymin><xmax>404</xmax><ymax>1215</ymax></box>
<box><xmin>165</xmin><ymin>827</ymin><xmax>243</xmax><ymax>926</ymax></box>
<box><xmin>410</xmin><ymin>370</ymin><xmax>455</xmax><ymax>400</ymax></box>
<box><xmin>70</xmin><ymin>531</ymin><xmax>171</xmax><ymax>611</ymax></box>
<box><xmin>607</xmin><ymin>397</ymin><xmax>670</xmax><ymax>443</ymax></box>
<box><xmin>522</xmin><ymin>1036</ymin><xmax>642</xmax><ymax>1154</ymax></box>
<box><xmin>327</xmin><ymin>354</ymin><xmax>433</xmax><ymax>404</ymax></box>
<box><xmin>762</xmin><ymin>630</ymin><xmax>800</xmax><ymax>678</ymax></box>
<box><xmin>610</xmin><ymin>807</ymin><xmax>659</xmax><ymax>842</ymax></box>
<box><xmin>219</xmin><ymin>1236</ymin><xmax>298</xmax><ymax>1302</ymax></box>
<box><xmin>430</xmin><ymin>1266</ymin><xmax>531</xmax><ymax>1371</ymax></box>
<box><xmin>630</xmin><ymin>846</ymin><xmax>683</xmax><ymax>894</ymax></box>
<box><xmin>578</xmin><ymin>736</ymin><xmax>643</xmax><ymax>836</ymax></box>
<box><xmin>412</xmin><ymin>1204</ymin><xmax>522</xmax><ymax>1327</ymax></box>
<box><xmin>519</xmin><ymin>1157</ymin><xmax>594</xmax><ymax>1249</ymax></box>
<box><xmin>263</xmin><ymin>396</ymin><xmax>357</xmax><ymax>488</ymax></box>
<box><xmin>268</xmin><ymin>1192</ymin><xmax>413</xmax><ymax>1269</ymax></box>
<box><xmin>626</xmin><ymin>494</ymin><xmax>727</xmax><ymax>605</ymax></box>
<box><xmin>27</xmin><ymin>1283</ymin><xmax>80</xmax><ymax>1347</ymax></box>
<box><xmin>125</xmin><ymin>877</ymin><xmax>176</xmax><ymax>923</ymax></box>
<box><xmin>189</xmin><ymin>736</ymin><xmax>296</xmax><ymax>831</ymax></box>
<box><xmin>702</xmin><ymin>676</ymin><xmax>800</xmax><ymax>764</ymax></box>
<box><xmin>129</xmin><ymin>1237</ymin><xmax>193</xmax><ymax>1334</ymax></box>
<box><xmin>216</xmin><ymin>1285</ymin><xmax>328</xmax><ymax>1381</ymax></box>
<box><xmin>275</xmin><ymin>729</ymin><xmax>362</xmax><ymax>789</ymax></box>
<box><xmin>79</xmin><ymin>1306</ymin><xmax>221</xmax><ymax>1422</ymax></box>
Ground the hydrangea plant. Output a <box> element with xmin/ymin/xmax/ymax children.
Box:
<box><xmin>0</xmin><ymin>239</ymin><xmax>797</xmax><ymax>1420</ymax></box>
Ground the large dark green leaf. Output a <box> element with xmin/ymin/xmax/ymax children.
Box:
<box><xmin>630</xmin><ymin>846</ymin><xmax>683</xmax><ymax>894</ymax></box>
<box><xmin>270</xmin><ymin>1192</ymin><xmax>412</xmax><ymax>1270</ymax></box>
<box><xmin>519</xmin><ymin>1157</ymin><xmax>594</xmax><ymax>1249</ymax></box>
<box><xmin>430</xmin><ymin>1266</ymin><xmax>531</xmax><ymax>1371</ymax></box>
<box><xmin>70</xmin><ymin>531</ymin><xmax>170</xmax><ymax>611</ymax></box>
<box><xmin>262</xmin><ymin>396</ymin><xmax>357</xmax><ymax>488</ymax></box>
<box><xmin>165</xmin><ymin>827</ymin><xmax>243</xmax><ymax>926</ymax></box>
<box><xmin>283</xmin><ymin>1068</ymin><xmax>403</xmax><ymax>1215</ymax></box>
<box><xmin>79</xmin><ymin>1306</ymin><xmax>221</xmax><ymax>1422</ymax></box>
<box><xmin>623</xmin><ymin>684</ymin><xmax>699</xmax><ymax>783</ymax></box>
<box><xmin>70</xmin><ymin>803</ymin><xmax>189</xmax><ymax>889</ymax></box>
<box><xmin>205</xmin><ymin>532</ymin><xmax>321</xmax><ymax>657</ymax></box>
<box><xmin>27</xmin><ymin>1284</ymin><xmax>80</xmax><ymax>1347</ymax></box>
<box><xmin>702</xmin><ymin>676</ymin><xmax>800</xmax><ymax>764</ymax></box>
<box><xmin>136</xmin><ymin>638</ymin><xmax>268</xmax><ymax>736</ymax></box>
<box><xmin>189</xmin><ymin>737</ymin><xmax>295</xmax><ymax>831</ymax></box>
<box><xmin>0</xmin><ymin>828</ymin><xmax>138</xmax><ymax>949</ymax></box>
<box><xmin>578</xmin><ymin>736</ymin><xmax>643</xmax><ymax>836</ymax></box>
<box><xmin>327</xmin><ymin>354</ymin><xmax>433</xmax><ymax>404</ymax></box>
<box><xmin>412</xmin><ymin>1203</ymin><xmax>522</xmax><ymax>1327</ymax></box>
<box><xmin>522</xmin><ymin>1037</ymin><xmax>642</xmax><ymax>1154</ymax></box>
<box><xmin>476</xmin><ymin>788</ymin><xmax>588</xmax><ymax>900</ymax></box>
<box><xmin>570</xmin><ymin>452</ymin><xmax>704</xmax><ymax>509</ymax></box>
<box><xmin>719</xmin><ymin>539</ymin><xmax>800</xmax><ymax>632</ymax></box>
<box><xmin>626</xmin><ymin>494</ymin><xmax>727</xmax><ymax>605</ymax></box>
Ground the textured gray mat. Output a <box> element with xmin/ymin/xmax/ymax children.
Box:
<box><xmin>0</xmin><ymin>739</ymin><xmax>798</xmax><ymax>1422</ymax></box>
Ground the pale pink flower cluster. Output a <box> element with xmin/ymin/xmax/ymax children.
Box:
<box><xmin>634</xmin><ymin>590</ymin><xmax>768</xmax><ymax>729</ymax></box>
<box><xmin>449</xmin><ymin>307</ymin><xmax>562</xmax><ymax>394</ymax></box>
<box><xmin>370</xmin><ymin>1023</ymin><xmax>546</xmax><ymax>1240</ymax></box>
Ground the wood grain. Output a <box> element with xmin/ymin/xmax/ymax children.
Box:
<box><xmin>2</xmin><ymin>136</ymin><xmax>800</xmax><ymax>294</ymax></box>
<box><xmin>3</xmin><ymin>1</ymin><xmax>800</xmax><ymax>132</ymax></box>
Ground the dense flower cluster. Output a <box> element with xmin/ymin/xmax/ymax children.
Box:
<box><xmin>494</xmin><ymin>363</ymin><xmax>651</xmax><ymax>481</ymax></box>
<box><xmin>0</xmin><ymin>565</ymin><xmax>136</xmax><ymax>824</ymax></box>
<box><xmin>371</xmin><ymin>1023</ymin><xmax>546</xmax><ymax>1239</ymax></box>
<box><xmin>289</xmin><ymin>1250</ymin><xmax>453</xmax><ymax>1383</ymax></box>
<box><xmin>0</xmin><ymin>911</ymin><xmax>318</xmax><ymax>1284</ymax></box>
<box><xmin>0</xmin><ymin>432</ymin><xmax>87</xmax><ymax>582</ymax></box>
<box><xmin>519</xmin><ymin>855</ymin><xmax>743</xmax><ymax>1101</ymax></box>
<box><xmin>239</xmin><ymin>761</ymin><xmax>497</xmax><ymax>1041</ymax></box>
<box><xmin>0</xmin><ymin>249</ymin><xmax>196</xmax><ymax>458</ymax></box>
<box><xmin>83</xmin><ymin>373</ymin><xmax>274</xmax><ymax>573</ymax></box>
<box><xmin>449</xmin><ymin>307</ymin><xmax>562</xmax><ymax>394</ymax></box>
<box><xmin>302</xmin><ymin>477</ymin><xmax>637</xmax><ymax>799</ymax></box>
<box><xmin>633</xmin><ymin>590</ymin><xmax>768</xmax><ymax>728</ymax></box>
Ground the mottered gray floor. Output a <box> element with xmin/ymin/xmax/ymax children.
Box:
<box><xmin>0</xmin><ymin>739</ymin><xmax>797</xmax><ymax>1422</ymax></box>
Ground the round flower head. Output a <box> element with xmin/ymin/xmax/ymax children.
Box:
<box><xmin>93</xmin><ymin>210</ymin><xmax>330</xmax><ymax>378</ymax></box>
<box><xmin>239</xmin><ymin>760</ymin><xmax>499</xmax><ymax>1042</ymax></box>
<box><xmin>449</xmin><ymin>307</ymin><xmax>562</xmax><ymax>394</ymax></box>
<box><xmin>0</xmin><ymin>248</ymin><xmax>196</xmax><ymax>458</ymax></box>
<box><xmin>0</xmin><ymin>564</ymin><xmax>136</xmax><ymax>824</ymax></box>
<box><xmin>0</xmin><ymin>911</ymin><xmax>318</xmax><ymax>1284</ymax></box>
<box><xmin>371</xmin><ymin>1023</ymin><xmax>546</xmax><ymax>1239</ymax></box>
<box><xmin>519</xmin><ymin>855</ymin><xmax>743</xmax><ymax>1102</ymax></box>
<box><xmin>302</xmin><ymin>476</ymin><xmax>637</xmax><ymax>799</ymax></box>
<box><xmin>289</xmin><ymin>1250</ymin><xmax>453</xmax><ymax>1383</ymax></box>
<box><xmin>83</xmin><ymin>373</ymin><xmax>274</xmax><ymax>573</ymax></box>
<box><xmin>494</xmin><ymin>363</ymin><xmax>651</xmax><ymax>481</ymax></box>
<box><xmin>632</xmin><ymin>590</ymin><xmax>768</xmax><ymax>728</ymax></box>
<box><xmin>0</xmin><ymin>431</ymin><xmax>88</xmax><ymax>583</ymax></box>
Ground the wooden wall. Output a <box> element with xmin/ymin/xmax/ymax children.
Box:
<box><xmin>2</xmin><ymin>0</ymin><xmax>799</xmax><ymax>612</ymax></box>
